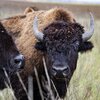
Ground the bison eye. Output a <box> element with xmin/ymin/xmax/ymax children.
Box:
<box><xmin>35</xmin><ymin>42</ymin><xmax>46</xmax><ymax>52</ymax></box>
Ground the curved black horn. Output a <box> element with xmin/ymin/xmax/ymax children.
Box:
<box><xmin>33</xmin><ymin>16</ymin><xmax>44</xmax><ymax>41</ymax></box>
<box><xmin>82</xmin><ymin>12</ymin><xmax>94</xmax><ymax>41</ymax></box>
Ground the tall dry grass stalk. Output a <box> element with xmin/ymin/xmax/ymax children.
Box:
<box><xmin>16</xmin><ymin>72</ymin><xmax>31</xmax><ymax>100</ymax></box>
<box><xmin>42</xmin><ymin>57</ymin><xmax>61</xmax><ymax>100</ymax></box>
<box><xmin>34</xmin><ymin>57</ymin><xmax>62</xmax><ymax>100</ymax></box>
<box><xmin>3</xmin><ymin>68</ymin><xmax>17</xmax><ymax>100</ymax></box>
<box><xmin>34</xmin><ymin>67</ymin><xmax>44</xmax><ymax>100</ymax></box>
<box><xmin>28</xmin><ymin>75</ymin><xmax>33</xmax><ymax>100</ymax></box>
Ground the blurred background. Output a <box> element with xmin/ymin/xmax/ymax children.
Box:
<box><xmin>0</xmin><ymin>0</ymin><xmax>100</xmax><ymax>100</ymax></box>
<box><xmin>7</xmin><ymin>0</ymin><xmax>100</xmax><ymax>4</ymax></box>
<box><xmin>0</xmin><ymin>0</ymin><xmax>100</xmax><ymax>18</ymax></box>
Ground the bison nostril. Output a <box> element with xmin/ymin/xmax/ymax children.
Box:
<box><xmin>51</xmin><ymin>68</ymin><xmax>57</xmax><ymax>77</ymax></box>
<box><xmin>63</xmin><ymin>68</ymin><xmax>70</xmax><ymax>77</ymax></box>
<box><xmin>53</xmin><ymin>69</ymin><xmax>57</xmax><ymax>76</ymax></box>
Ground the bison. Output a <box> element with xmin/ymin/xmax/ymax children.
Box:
<box><xmin>1</xmin><ymin>8</ymin><xmax>94</xmax><ymax>100</ymax></box>
<box><xmin>0</xmin><ymin>22</ymin><xmax>25</xmax><ymax>90</ymax></box>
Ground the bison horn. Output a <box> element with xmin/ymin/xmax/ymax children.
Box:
<box><xmin>33</xmin><ymin>16</ymin><xmax>44</xmax><ymax>41</ymax></box>
<box><xmin>82</xmin><ymin>12</ymin><xmax>94</xmax><ymax>41</ymax></box>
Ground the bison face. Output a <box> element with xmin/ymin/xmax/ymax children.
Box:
<box><xmin>33</xmin><ymin>14</ymin><xmax>94</xmax><ymax>97</ymax></box>
<box><xmin>43</xmin><ymin>37</ymin><xmax>79</xmax><ymax>80</ymax></box>
<box><xmin>0</xmin><ymin>22</ymin><xmax>25</xmax><ymax>89</ymax></box>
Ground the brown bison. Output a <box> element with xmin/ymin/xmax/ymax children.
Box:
<box><xmin>1</xmin><ymin>8</ymin><xmax>94</xmax><ymax>99</ymax></box>
<box><xmin>0</xmin><ymin>22</ymin><xmax>25</xmax><ymax>90</ymax></box>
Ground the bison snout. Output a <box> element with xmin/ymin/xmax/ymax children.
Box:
<box><xmin>13</xmin><ymin>54</ymin><xmax>25</xmax><ymax>70</ymax></box>
<box><xmin>51</xmin><ymin>66</ymin><xmax>70</xmax><ymax>79</ymax></box>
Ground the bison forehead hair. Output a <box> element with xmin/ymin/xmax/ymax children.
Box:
<box><xmin>43</xmin><ymin>21</ymin><xmax>84</xmax><ymax>43</ymax></box>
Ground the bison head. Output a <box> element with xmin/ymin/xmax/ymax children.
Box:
<box><xmin>0</xmin><ymin>23</ymin><xmax>25</xmax><ymax>89</ymax></box>
<box><xmin>33</xmin><ymin>13</ymin><xmax>94</xmax><ymax>97</ymax></box>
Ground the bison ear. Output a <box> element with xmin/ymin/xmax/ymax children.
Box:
<box><xmin>24</xmin><ymin>7</ymin><xmax>38</xmax><ymax>14</ymax></box>
<box><xmin>78</xmin><ymin>41</ymin><xmax>94</xmax><ymax>52</ymax></box>
<box><xmin>34</xmin><ymin>42</ymin><xmax>46</xmax><ymax>52</ymax></box>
